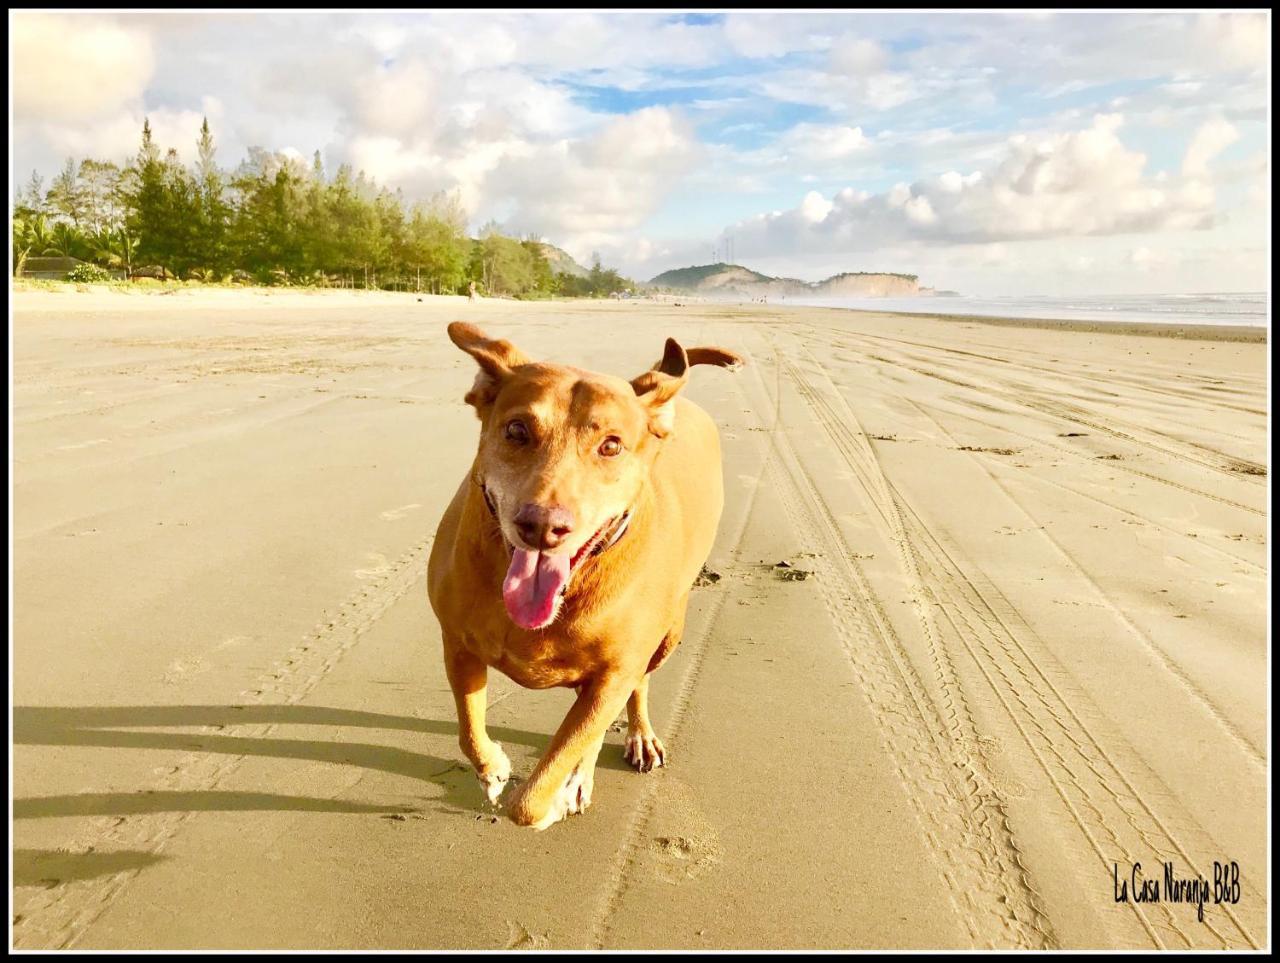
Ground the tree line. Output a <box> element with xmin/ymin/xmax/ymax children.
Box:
<box><xmin>12</xmin><ymin>118</ymin><xmax>632</xmax><ymax>298</ymax></box>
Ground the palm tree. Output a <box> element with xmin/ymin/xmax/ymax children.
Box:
<box><xmin>46</xmin><ymin>220</ymin><xmax>85</xmax><ymax>260</ymax></box>
<box><xmin>12</xmin><ymin>212</ymin><xmax>53</xmax><ymax>276</ymax></box>
<box><xmin>91</xmin><ymin>228</ymin><xmax>139</xmax><ymax>277</ymax></box>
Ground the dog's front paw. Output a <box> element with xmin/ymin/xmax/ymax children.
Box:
<box><xmin>477</xmin><ymin>743</ymin><xmax>512</xmax><ymax>805</ymax></box>
<box><xmin>624</xmin><ymin>728</ymin><xmax>666</xmax><ymax>772</ymax></box>
<box><xmin>509</xmin><ymin>764</ymin><xmax>593</xmax><ymax>831</ymax></box>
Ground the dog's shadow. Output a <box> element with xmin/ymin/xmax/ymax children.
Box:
<box><xmin>14</xmin><ymin>847</ymin><xmax>169</xmax><ymax>889</ymax></box>
<box><xmin>12</xmin><ymin>703</ymin><xmax>646</xmax><ymax>887</ymax></box>
<box><xmin>12</xmin><ymin>704</ymin><xmax>569</xmax><ymax>826</ymax></box>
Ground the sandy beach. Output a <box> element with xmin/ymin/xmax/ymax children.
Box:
<box><xmin>11</xmin><ymin>287</ymin><xmax>1268</xmax><ymax>949</ymax></box>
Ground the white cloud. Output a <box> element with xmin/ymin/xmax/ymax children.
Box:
<box><xmin>1194</xmin><ymin>12</ymin><xmax>1269</xmax><ymax>70</ymax></box>
<box><xmin>723</xmin><ymin>13</ymin><xmax>825</xmax><ymax>59</ymax></box>
<box><xmin>1127</xmin><ymin>245</ymin><xmax>1169</xmax><ymax>271</ymax></box>
<box><xmin>752</xmin><ymin>63</ymin><xmax>919</xmax><ymax>114</ymax></box>
<box><xmin>1242</xmin><ymin>152</ymin><xmax>1270</xmax><ymax>207</ymax></box>
<box><xmin>904</xmin><ymin>195</ymin><xmax>936</xmax><ymax>225</ymax></box>
<box><xmin>15</xmin><ymin>97</ymin><xmax>228</xmax><ymax>172</ymax></box>
<box><xmin>938</xmin><ymin>170</ymin><xmax>982</xmax><ymax>193</ymax></box>
<box><xmin>12</xmin><ymin>13</ymin><xmax>154</xmax><ymax>123</ymax></box>
<box><xmin>484</xmin><ymin>107</ymin><xmax>698</xmax><ymax>252</ymax></box>
<box><xmin>829</xmin><ymin>35</ymin><xmax>888</xmax><ymax>76</ymax></box>
<box><xmin>371</xmin><ymin>11</ymin><xmax>724</xmax><ymax>78</ymax></box>
<box><xmin>799</xmin><ymin>191</ymin><xmax>833</xmax><ymax>223</ymax></box>
<box><xmin>352</xmin><ymin>60</ymin><xmax>437</xmax><ymax>139</ymax></box>
<box><xmin>1182</xmin><ymin>117</ymin><xmax>1239</xmax><ymax>177</ymax></box>
<box><xmin>719</xmin><ymin>114</ymin><xmax>1220</xmax><ymax>259</ymax></box>
<box><xmin>778</xmin><ymin>123</ymin><xmax>869</xmax><ymax>162</ymax></box>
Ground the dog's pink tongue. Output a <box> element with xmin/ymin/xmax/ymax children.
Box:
<box><xmin>502</xmin><ymin>549</ymin><xmax>571</xmax><ymax>629</ymax></box>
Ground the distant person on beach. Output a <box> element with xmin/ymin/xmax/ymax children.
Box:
<box><xmin>468</xmin><ymin>280</ymin><xmax>478</xmax><ymax>302</ymax></box>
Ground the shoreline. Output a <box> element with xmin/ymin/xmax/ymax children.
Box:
<box><xmin>789</xmin><ymin>304</ymin><xmax>1269</xmax><ymax>343</ymax></box>
<box><xmin>10</xmin><ymin>281</ymin><xmax>1268</xmax><ymax>343</ymax></box>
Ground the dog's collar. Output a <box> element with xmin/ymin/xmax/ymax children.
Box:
<box><xmin>594</xmin><ymin>511</ymin><xmax>631</xmax><ymax>558</ymax></box>
<box><xmin>479</xmin><ymin>481</ymin><xmax>630</xmax><ymax>560</ymax></box>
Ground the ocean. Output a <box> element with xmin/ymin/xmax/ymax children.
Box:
<box><xmin>777</xmin><ymin>292</ymin><xmax>1268</xmax><ymax>328</ymax></box>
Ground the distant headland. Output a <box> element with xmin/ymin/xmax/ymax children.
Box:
<box><xmin>646</xmin><ymin>262</ymin><xmax>944</xmax><ymax>299</ymax></box>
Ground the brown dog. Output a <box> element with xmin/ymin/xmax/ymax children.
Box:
<box><xmin>428</xmin><ymin>322</ymin><xmax>742</xmax><ymax>829</ymax></box>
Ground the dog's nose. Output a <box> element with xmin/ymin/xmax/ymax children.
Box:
<box><xmin>513</xmin><ymin>503</ymin><xmax>574</xmax><ymax>550</ymax></box>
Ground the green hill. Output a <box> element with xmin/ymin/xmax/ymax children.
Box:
<box><xmin>648</xmin><ymin>262</ymin><xmax>772</xmax><ymax>288</ymax></box>
<box><xmin>535</xmin><ymin>243</ymin><xmax>590</xmax><ymax>279</ymax></box>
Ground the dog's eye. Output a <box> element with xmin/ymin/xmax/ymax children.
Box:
<box><xmin>598</xmin><ymin>436</ymin><xmax>623</xmax><ymax>458</ymax></box>
<box><xmin>505</xmin><ymin>420</ymin><xmax>530</xmax><ymax>445</ymax></box>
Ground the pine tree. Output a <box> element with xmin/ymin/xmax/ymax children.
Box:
<box><xmin>196</xmin><ymin>118</ymin><xmax>216</xmax><ymax>181</ymax></box>
<box><xmin>194</xmin><ymin>117</ymin><xmax>229</xmax><ymax>276</ymax></box>
<box><xmin>127</xmin><ymin>119</ymin><xmax>169</xmax><ymax>275</ymax></box>
<box><xmin>20</xmin><ymin>170</ymin><xmax>46</xmax><ymax>213</ymax></box>
<box><xmin>79</xmin><ymin>159</ymin><xmax>123</xmax><ymax>235</ymax></box>
<box><xmin>138</xmin><ymin>118</ymin><xmax>160</xmax><ymax>167</ymax></box>
<box><xmin>47</xmin><ymin>158</ymin><xmax>86</xmax><ymax>227</ymax></box>
<box><xmin>162</xmin><ymin>147</ymin><xmax>200</xmax><ymax>277</ymax></box>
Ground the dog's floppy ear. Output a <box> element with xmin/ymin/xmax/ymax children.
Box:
<box><xmin>447</xmin><ymin>322</ymin><xmax>530</xmax><ymax>412</ymax></box>
<box><xmin>630</xmin><ymin>338</ymin><xmax>690</xmax><ymax>438</ymax></box>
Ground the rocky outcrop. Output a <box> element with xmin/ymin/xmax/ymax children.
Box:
<box><xmin>535</xmin><ymin>243</ymin><xmax>589</xmax><ymax>279</ymax></box>
<box><xmin>647</xmin><ymin>263</ymin><xmax>926</xmax><ymax>299</ymax></box>
<box><xmin>813</xmin><ymin>272</ymin><xmax>919</xmax><ymax>297</ymax></box>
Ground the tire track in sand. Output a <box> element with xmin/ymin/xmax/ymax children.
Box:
<box><xmin>783</xmin><ymin>345</ymin><xmax>1260</xmax><ymax>948</ymax></box>
<box><xmin>795</xmin><ymin>320</ymin><xmax>1267</xmax><ymax>474</ymax></box>
<box><xmin>763</xmin><ymin>341</ymin><xmax>1056</xmax><ymax>949</ymax></box>
<box><xmin>803</xmin><ymin>321</ymin><xmax>1267</xmax><ymax>420</ymax></box>
<box><xmin>793</xmin><ymin>320</ymin><xmax>1264</xmax><ymax>514</ymax></box>
<box><xmin>852</xmin><ymin>349</ymin><xmax>1264</xmax><ymax>518</ymax></box>
<box><xmin>907</xmin><ymin>399</ymin><xmax>1265</xmax><ymax>775</ymax></box>
<box><xmin>897</xmin><ymin>489</ymin><xmax>1262</xmax><ymax>949</ymax></box>
<box><xmin>907</xmin><ymin>400</ymin><xmax>1265</xmax><ymax>576</ymax></box>
<box><xmin>790</xmin><ymin>320</ymin><xmax>1265</xmax><ymax>508</ymax></box>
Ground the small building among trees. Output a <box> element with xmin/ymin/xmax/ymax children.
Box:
<box><xmin>18</xmin><ymin>256</ymin><xmax>87</xmax><ymax>279</ymax></box>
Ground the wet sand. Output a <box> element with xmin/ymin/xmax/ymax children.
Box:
<box><xmin>11</xmin><ymin>288</ymin><xmax>1269</xmax><ymax>949</ymax></box>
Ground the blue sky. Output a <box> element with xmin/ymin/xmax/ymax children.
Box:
<box><xmin>11</xmin><ymin>10</ymin><xmax>1270</xmax><ymax>294</ymax></box>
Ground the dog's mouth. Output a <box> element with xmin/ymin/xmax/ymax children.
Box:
<box><xmin>500</xmin><ymin>514</ymin><xmax>624</xmax><ymax>631</ymax></box>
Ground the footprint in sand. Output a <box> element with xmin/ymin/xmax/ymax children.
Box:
<box><xmin>642</xmin><ymin>779</ymin><xmax>723</xmax><ymax>884</ymax></box>
<box><xmin>162</xmin><ymin>657</ymin><xmax>208</xmax><ymax>685</ymax></box>
<box><xmin>161</xmin><ymin>636</ymin><xmax>249</xmax><ymax>684</ymax></box>
<box><xmin>355</xmin><ymin>552</ymin><xmax>392</xmax><ymax>580</ymax></box>
<box><xmin>55</xmin><ymin>438</ymin><xmax>110</xmax><ymax>451</ymax></box>
<box><xmin>503</xmin><ymin>920</ymin><xmax>545</xmax><ymax>950</ymax></box>
<box><xmin>649</xmin><ymin>833</ymin><xmax>722</xmax><ymax>883</ymax></box>
<box><xmin>380</xmin><ymin>503</ymin><xmax>422</xmax><ymax>521</ymax></box>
